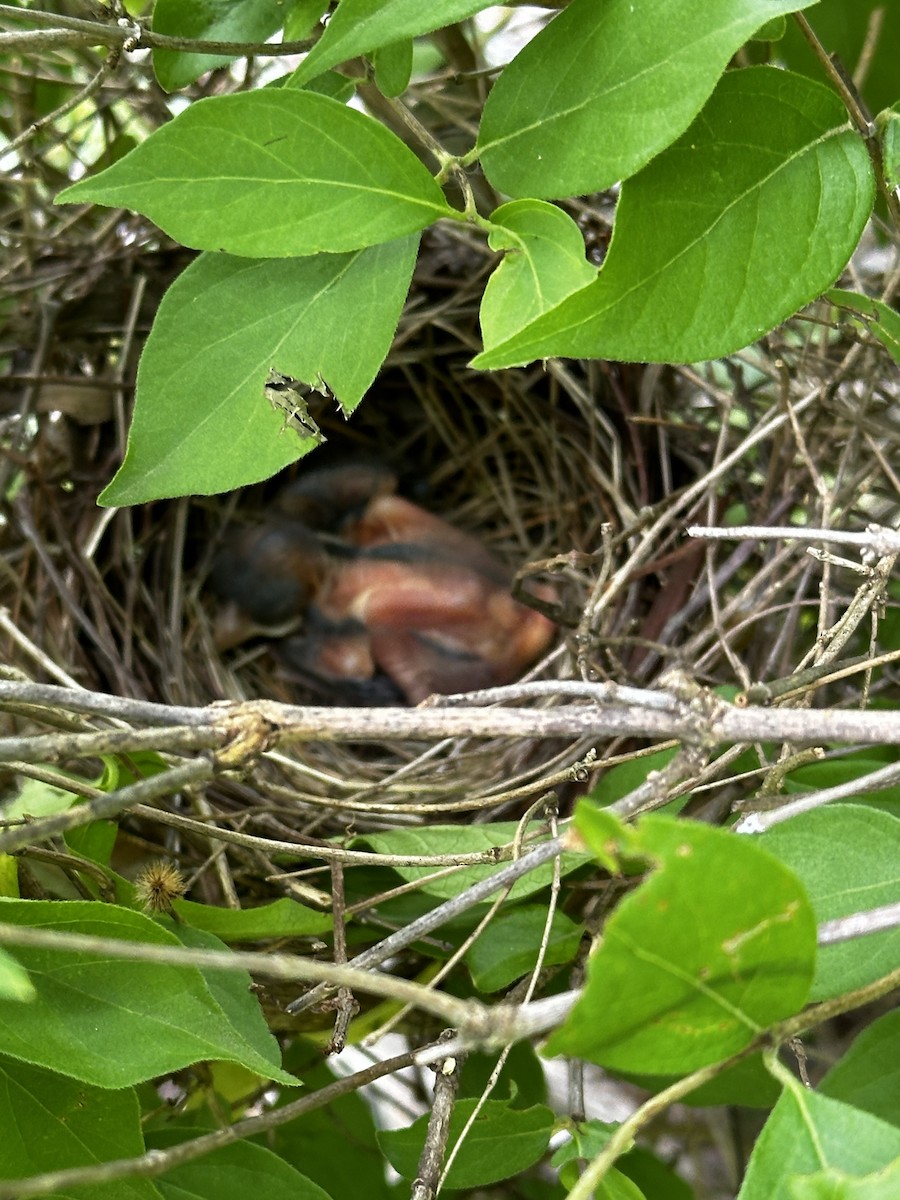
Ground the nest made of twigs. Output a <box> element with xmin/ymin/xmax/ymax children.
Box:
<box><xmin>3</xmin><ymin>34</ymin><xmax>900</xmax><ymax>845</ymax></box>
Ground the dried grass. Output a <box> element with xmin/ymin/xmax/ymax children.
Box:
<box><xmin>2</xmin><ymin>34</ymin><xmax>899</xmax><ymax>849</ymax></box>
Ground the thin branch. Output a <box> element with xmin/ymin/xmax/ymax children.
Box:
<box><xmin>4</xmin><ymin>681</ymin><xmax>900</xmax><ymax>752</ymax></box>
<box><xmin>734</xmin><ymin>759</ymin><xmax>900</xmax><ymax>832</ymax></box>
<box><xmin>0</xmin><ymin>723</ymin><xmax>223</xmax><ymax>766</ymax></box>
<box><xmin>2</xmin><ymin>41</ymin><xmax>125</xmax><ymax>158</ymax></box>
<box><xmin>412</xmin><ymin>1035</ymin><xmax>467</xmax><ymax>1200</ymax></box>
<box><xmin>0</xmin><ymin>759</ymin><xmax>215</xmax><ymax>853</ymax></box>
<box><xmin>818</xmin><ymin>902</ymin><xmax>900</xmax><ymax>944</ymax></box>
<box><xmin>793</xmin><ymin>11</ymin><xmax>900</xmax><ymax>231</ymax></box>
<box><xmin>0</xmin><ymin>6</ymin><xmax>317</xmax><ymax>58</ymax></box>
<box><xmin>286</xmin><ymin>838</ymin><xmax>564</xmax><ymax>1014</ymax></box>
<box><xmin>326</xmin><ymin>859</ymin><xmax>358</xmax><ymax>1054</ymax></box>
<box><xmin>687</xmin><ymin>523</ymin><xmax>900</xmax><ymax>555</ymax></box>
<box><xmin>0</xmin><ymin>921</ymin><xmax>479</xmax><ymax>1029</ymax></box>
<box><xmin>128</xmin><ymin>804</ymin><xmax>555</xmax><ymax>870</ymax></box>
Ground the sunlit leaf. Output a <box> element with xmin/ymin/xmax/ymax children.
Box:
<box><xmin>473</xmin><ymin>68</ymin><xmax>874</xmax><ymax>367</ymax></box>
<box><xmin>99</xmin><ymin>237</ymin><xmax>417</xmax><ymax>505</ymax></box>
<box><xmin>481</xmin><ymin>200</ymin><xmax>597</xmax><ymax>349</ymax></box>
<box><xmin>0</xmin><ymin>900</ymin><xmax>295</xmax><ymax>1087</ymax></box>
<box><xmin>58</xmin><ymin>91</ymin><xmax>452</xmax><ymax>256</ymax></box>
<box><xmin>292</xmin><ymin>0</ymin><xmax>489</xmax><ymax>85</ymax></box>
<box><xmin>545</xmin><ymin>813</ymin><xmax>816</xmax><ymax>1073</ymax></box>
<box><xmin>478</xmin><ymin>0</ymin><xmax>815</xmax><ymax>197</ymax></box>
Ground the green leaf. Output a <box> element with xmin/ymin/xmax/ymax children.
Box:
<box><xmin>58</xmin><ymin>90</ymin><xmax>452</xmax><ymax>256</ymax></box>
<box><xmin>477</xmin><ymin>0</ymin><xmax>815</xmax><ymax>198</ymax></box>
<box><xmin>757</xmin><ymin>804</ymin><xmax>900</xmax><ymax>1000</ymax></box>
<box><xmin>544</xmin><ymin>814</ymin><xmax>816</xmax><ymax>1073</ymax></box>
<box><xmin>65</xmin><ymin>817</ymin><xmax>118</xmax><ymax>869</ymax></box>
<box><xmin>291</xmin><ymin>67</ymin><xmax>357</xmax><ymax>102</ymax></box>
<box><xmin>570</xmin><ymin>803</ymin><xmax>629</xmax><ymax>875</ymax></box>
<box><xmin>0</xmin><ymin>899</ymin><xmax>296</xmax><ymax>1087</ymax></box>
<box><xmin>356</xmin><ymin>822</ymin><xmax>587</xmax><ymax>900</ymax></box>
<box><xmin>473</xmin><ymin>67</ymin><xmax>874</xmax><ymax>368</ymax></box>
<box><xmin>552</xmin><ymin>1124</ymin><xmax>648</xmax><ymax>1198</ymax></box>
<box><xmin>826</xmin><ymin>289</ymin><xmax>900</xmax><ymax>366</ymax></box>
<box><xmin>261</xmin><ymin>1043</ymin><xmax>393</xmax><ymax>1200</ymax></box>
<box><xmin>480</xmin><ymin>200</ymin><xmax>597</xmax><ymax>349</ymax></box>
<box><xmin>99</xmin><ymin>237</ymin><xmax>417</xmax><ymax>506</ymax></box>
<box><xmin>0</xmin><ymin>856</ymin><xmax>18</xmax><ymax>899</ymax></box>
<box><xmin>587</xmin><ymin>747</ymin><xmax>681</xmax><ymax>808</ymax></box>
<box><xmin>167</xmin><ymin>923</ymin><xmax>292</xmax><ymax>1077</ymax></box>
<box><xmin>790</xmin><ymin>1160</ymin><xmax>900</xmax><ymax>1200</ymax></box>
<box><xmin>372</xmin><ymin>39</ymin><xmax>414</xmax><ymax>98</ymax></box>
<box><xmin>0</xmin><ymin>948</ymin><xmax>34</xmax><ymax>1002</ymax></box>
<box><xmin>178</xmin><ymin>896</ymin><xmax>332</xmax><ymax>940</ymax></box>
<box><xmin>819</xmin><ymin>1009</ymin><xmax>900</xmax><ymax>1128</ymax></box>
<box><xmin>753</xmin><ymin>15</ymin><xmax>788</xmax><ymax>41</ymax></box>
<box><xmin>152</xmin><ymin>0</ymin><xmax>288</xmax><ymax>92</ymax></box>
<box><xmin>4</xmin><ymin>771</ymin><xmax>82</xmax><ymax>820</ymax></box>
<box><xmin>0</xmin><ymin>1054</ymin><xmax>162</xmax><ymax>1200</ymax></box>
<box><xmin>378</xmin><ymin>1099</ymin><xmax>554</xmax><ymax>1188</ymax></box>
<box><xmin>549</xmin><ymin>1120</ymin><xmax>613</xmax><ymax>1163</ymax></box>
<box><xmin>465</xmin><ymin>904</ymin><xmax>583</xmax><ymax>992</ymax></box>
<box><xmin>291</xmin><ymin>0</ymin><xmax>488</xmax><ymax>86</ymax></box>
<box><xmin>149</xmin><ymin>1130</ymin><xmax>332</xmax><ymax>1200</ymax></box>
<box><xmin>618</xmin><ymin>1147</ymin><xmax>694</xmax><ymax>1200</ymax></box>
<box><xmin>284</xmin><ymin>0</ymin><xmax>326</xmax><ymax>42</ymax></box>
<box><xmin>737</xmin><ymin>1082</ymin><xmax>900</xmax><ymax>1200</ymax></box>
<box><xmin>461</xmin><ymin>1041</ymin><xmax>548</xmax><ymax>1110</ymax></box>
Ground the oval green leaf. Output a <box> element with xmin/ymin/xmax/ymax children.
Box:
<box><xmin>477</xmin><ymin>0</ymin><xmax>815</xmax><ymax>198</ymax></box>
<box><xmin>0</xmin><ymin>900</ymin><xmax>295</xmax><ymax>1088</ymax></box>
<box><xmin>99</xmin><ymin>237</ymin><xmax>417</xmax><ymax>506</ymax></box>
<box><xmin>545</xmin><ymin>811</ymin><xmax>816</xmax><ymax>1074</ymax></box>
<box><xmin>57</xmin><ymin>90</ymin><xmax>452</xmax><ymax>256</ymax></box>
<box><xmin>820</xmin><ymin>1009</ymin><xmax>900</xmax><ymax>1129</ymax></box>
<box><xmin>739</xmin><ymin>1083</ymin><xmax>900</xmax><ymax>1200</ymax></box>
<box><xmin>758</xmin><ymin>804</ymin><xmax>900</xmax><ymax>1001</ymax></box>
<box><xmin>827</xmin><ymin>289</ymin><xmax>900</xmax><ymax>366</ymax></box>
<box><xmin>473</xmin><ymin>67</ymin><xmax>875</xmax><ymax>368</ymax></box>
<box><xmin>0</xmin><ymin>1055</ymin><xmax>158</xmax><ymax>1200</ymax></box>
<box><xmin>356</xmin><ymin>822</ymin><xmax>587</xmax><ymax>901</ymax></box>
<box><xmin>465</xmin><ymin>905</ymin><xmax>583</xmax><ymax>993</ymax></box>
<box><xmin>481</xmin><ymin>200</ymin><xmax>597</xmax><ymax>349</ymax></box>
<box><xmin>148</xmin><ymin>1132</ymin><xmax>333</xmax><ymax>1200</ymax></box>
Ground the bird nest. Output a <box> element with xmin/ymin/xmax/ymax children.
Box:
<box><xmin>4</xmin><ymin>205</ymin><xmax>900</xmax><ymax>840</ymax></box>
<box><xmin>0</xmin><ymin>209</ymin><xmax>614</xmax><ymax>815</ymax></box>
<box><xmin>3</xmin><ymin>48</ymin><xmax>899</xmax><ymax>846</ymax></box>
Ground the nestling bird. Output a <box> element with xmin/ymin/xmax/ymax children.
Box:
<box><xmin>210</xmin><ymin>464</ymin><xmax>556</xmax><ymax>704</ymax></box>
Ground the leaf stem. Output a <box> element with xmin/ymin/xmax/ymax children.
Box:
<box><xmin>793</xmin><ymin>11</ymin><xmax>900</xmax><ymax>232</ymax></box>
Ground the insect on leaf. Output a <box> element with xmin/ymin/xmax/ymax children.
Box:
<box><xmin>264</xmin><ymin>369</ymin><xmax>331</xmax><ymax>443</ymax></box>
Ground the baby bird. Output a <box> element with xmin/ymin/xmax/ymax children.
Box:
<box><xmin>211</xmin><ymin>464</ymin><xmax>556</xmax><ymax>703</ymax></box>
